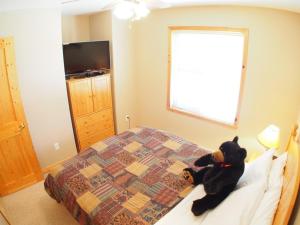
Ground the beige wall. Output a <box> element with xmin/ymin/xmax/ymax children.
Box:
<box><xmin>90</xmin><ymin>11</ymin><xmax>112</xmax><ymax>41</ymax></box>
<box><xmin>89</xmin><ymin>11</ymin><xmax>137</xmax><ymax>133</ymax></box>
<box><xmin>0</xmin><ymin>9</ymin><xmax>77</xmax><ymax>168</ymax></box>
<box><xmin>111</xmin><ymin>16</ymin><xmax>137</xmax><ymax>132</ymax></box>
<box><xmin>62</xmin><ymin>15</ymin><xmax>90</xmax><ymax>43</ymax></box>
<box><xmin>134</xmin><ymin>6</ymin><xmax>300</xmax><ymax>152</ymax></box>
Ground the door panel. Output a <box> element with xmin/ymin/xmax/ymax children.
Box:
<box><xmin>92</xmin><ymin>75</ymin><xmax>113</xmax><ymax>112</ymax></box>
<box><xmin>68</xmin><ymin>79</ymin><xmax>94</xmax><ymax>117</ymax></box>
<box><xmin>0</xmin><ymin>38</ymin><xmax>42</xmax><ymax>196</ymax></box>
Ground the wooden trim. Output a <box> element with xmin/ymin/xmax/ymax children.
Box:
<box><xmin>167</xmin><ymin>26</ymin><xmax>249</xmax><ymax>128</ymax></box>
<box><xmin>0</xmin><ymin>206</ymin><xmax>11</xmax><ymax>225</ymax></box>
<box><xmin>0</xmin><ymin>179</ymin><xmax>41</xmax><ymax>197</ymax></box>
<box><xmin>272</xmin><ymin>124</ymin><xmax>300</xmax><ymax>225</ymax></box>
<box><xmin>168</xmin><ymin>107</ymin><xmax>238</xmax><ymax>128</ymax></box>
<box><xmin>42</xmin><ymin>156</ymin><xmax>74</xmax><ymax>175</ymax></box>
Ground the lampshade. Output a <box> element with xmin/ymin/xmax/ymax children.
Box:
<box><xmin>257</xmin><ymin>124</ymin><xmax>280</xmax><ymax>149</ymax></box>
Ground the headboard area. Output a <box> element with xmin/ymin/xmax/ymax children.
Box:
<box><xmin>273</xmin><ymin>124</ymin><xmax>300</xmax><ymax>225</ymax></box>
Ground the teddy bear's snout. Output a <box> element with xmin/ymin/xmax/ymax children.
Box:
<box><xmin>212</xmin><ymin>150</ymin><xmax>224</xmax><ymax>162</ymax></box>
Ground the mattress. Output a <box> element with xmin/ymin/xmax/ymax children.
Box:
<box><xmin>44</xmin><ymin>127</ymin><xmax>209</xmax><ymax>225</ymax></box>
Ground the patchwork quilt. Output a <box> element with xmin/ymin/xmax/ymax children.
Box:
<box><xmin>44</xmin><ymin>127</ymin><xmax>209</xmax><ymax>225</ymax></box>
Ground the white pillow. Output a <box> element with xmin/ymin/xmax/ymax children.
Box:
<box><xmin>249</xmin><ymin>153</ymin><xmax>288</xmax><ymax>225</ymax></box>
<box><xmin>238</xmin><ymin>149</ymin><xmax>275</xmax><ymax>188</ymax></box>
<box><xmin>201</xmin><ymin>150</ymin><xmax>275</xmax><ymax>225</ymax></box>
<box><xmin>268</xmin><ymin>153</ymin><xmax>288</xmax><ymax>189</ymax></box>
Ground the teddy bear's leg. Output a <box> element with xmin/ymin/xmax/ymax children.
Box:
<box><xmin>191</xmin><ymin>188</ymin><xmax>233</xmax><ymax>216</ymax></box>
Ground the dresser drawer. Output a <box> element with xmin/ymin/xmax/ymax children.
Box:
<box><xmin>79</xmin><ymin>128</ymin><xmax>115</xmax><ymax>150</ymax></box>
<box><xmin>76</xmin><ymin>109</ymin><xmax>113</xmax><ymax>128</ymax></box>
<box><xmin>77</xmin><ymin>120</ymin><xmax>114</xmax><ymax>140</ymax></box>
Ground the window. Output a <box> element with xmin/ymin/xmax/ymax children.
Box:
<box><xmin>168</xmin><ymin>26</ymin><xmax>248</xmax><ymax>127</ymax></box>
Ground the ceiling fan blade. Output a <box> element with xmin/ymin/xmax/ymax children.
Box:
<box><xmin>61</xmin><ymin>0</ymin><xmax>80</xmax><ymax>4</ymax></box>
<box><xmin>144</xmin><ymin>0</ymin><xmax>172</xmax><ymax>9</ymax></box>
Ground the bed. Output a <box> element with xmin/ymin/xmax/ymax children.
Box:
<box><xmin>44</xmin><ymin>125</ymin><xmax>300</xmax><ymax>225</ymax></box>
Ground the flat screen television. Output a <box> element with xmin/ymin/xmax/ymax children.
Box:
<box><xmin>63</xmin><ymin>41</ymin><xmax>110</xmax><ymax>76</ymax></box>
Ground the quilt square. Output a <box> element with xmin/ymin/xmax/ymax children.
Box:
<box><xmin>116</xmin><ymin>151</ymin><xmax>136</xmax><ymax>165</ymax></box>
<box><xmin>80</xmin><ymin>163</ymin><xmax>102</xmax><ymax>178</ymax></box>
<box><xmin>50</xmin><ymin>164</ymin><xmax>64</xmax><ymax>177</ymax></box>
<box><xmin>90</xmin><ymin>172</ymin><xmax>112</xmax><ymax>188</ymax></box>
<box><xmin>124</xmin><ymin>141</ymin><xmax>142</xmax><ymax>153</ymax></box>
<box><xmin>167</xmin><ymin>160</ymin><xmax>187</xmax><ymax>175</ymax></box>
<box><xmin>93</xmin><ymin>210</ymin><xmax>112</xmax><ymax>225</ymax></box>
<box><xmin>162</xmin><ymin>140</ymin><xmax>181</xmax><ymax>151</ymax></box>
<box><xmin>123</xmin><ymin>192</ymin><xmax>150</xmax><ymax>213</ymax></box>
<box><xmin>104</xmin><ymin>161</ymin><xmax>124</xmax><ymax>177</ymax></box>
<box><xmin>153</xmin><ymin>188</ymin><xmax>178</xmax><ymax>206</ymax></box>
<box><xmin>56</xmin><ymin>165</ymin><xmax>78</xmax><ymax>186</ymax></box>
<box><xmin>177</xmin><ymin>144</ymin><xmax>198</xmax><ymax>157</ymax></box>
<box><xmin>91</xmin><ymin>141</ymin><xmax>108</xmax><ymax>152</ymax></box>
<box><xmin>76</xmin><ymin>191</ymin><xmax>101</xmax><ymax>214</ymax></box>
<box><xmin>126</xmin><ymin>180</ymin><xmax>149</xmax><ymax>195</ymax></box>
<box><xmin>144</xmin><ymin>138</ymin><xmax>162</xmax><ymax>150</ymax></box>
<box><xmin>111</xmin><ymin>211</ymin><xmax>147</xmax><ymax>225</ymax></box>
<box><xmin>179</xmin><ymin>186</ymin><xmax>193</xmax><ymax>198</ymax></box>
<box><xmin>154</xmin><ymin>147</ymin><xmax>172</xmax><ymax>158</ymax></box>
<box><xmin>142</xmin><ymin>166</ymin><xmax>164</xmax><ymax>186</ymax></box>
<box><xmin>162</xmin><ymin>173</ymin><xmax>189</xmax><ymax>192</ymax></box>
<box><xmin>92</xmin><ymin>182</ymin><xmax>113</xmax><ymax>197</ymax></box>
<box><xmin>125</xmin><ymin>162</ymin><xmax>149</xmax><ymax>176</ymax></box>
<box><xmin>66</xmin><ymin>174</ymin><xmax>91</xmax><ymax>196</ymax></box>
<box><xmin>139</xmin><ymin>154</ymin><xmax>158</xmax><ymax>167</ymax></box>
<box><xmin>99</xmin><ymin>145</ymin><xmax>122</xmax><ymax>160</ymax></box>
<box><xmin>140</xmin><ymin>202</ymin><xmax>166</xmax><ymax>224</ymax></box>
<box><xmin>115</xmin><ymin>172</ymin><xmax>135</xmax><ymax>187</ymax></box>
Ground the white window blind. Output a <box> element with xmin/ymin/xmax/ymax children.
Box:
<box><xmin>169</xmin><ymin>28</ymin><xmax>247</xmax><ymax>126</ymax></box>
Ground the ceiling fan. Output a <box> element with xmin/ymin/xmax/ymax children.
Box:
<box><xmin>111</xmin><ymin>0</ymin><xmax>173</xmax><ymax>20</ymax></box>
<box><xmin>61</xmin><ymin>0</ymin><xmax>171</xmax><ymax>19</ymax></box>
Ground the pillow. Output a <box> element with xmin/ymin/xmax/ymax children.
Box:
<box><xmin>249</xmin><ymin>153</ymin><xmax>288</xmax><ymax>225</ymax></box>
<box><xmin>238</xmin><ymin>149</ymin><xmax>275</xmax><ymax>188</ymax></box>
<box><xmin>268</xmin><ymin>153</ymin><xmax>288</xmax><ymax>188</ymax></box>
<box><xmin>200</xmin><ymin>150</ymin><xmax>275</xmax><ymax>225</ymax></box>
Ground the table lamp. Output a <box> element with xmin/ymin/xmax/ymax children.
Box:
<box><xmin>257</xmin><ymin>124</ymin><xmax>280</xmax><ymax>151</ymax></box>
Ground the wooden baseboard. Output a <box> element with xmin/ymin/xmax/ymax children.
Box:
<box><xmin>42</xmin><ymin>156</ymin><xmax>74</xmax><ymax>175</ymax></box>
<box><xmin>0</xmin><ymin>177</ymin><xmax>42</xmax><ymax>197</ymax></box>
<box><xmin>0</xmin><ymin>208</ymin><xmax>11</xmax><ymax>225</ymax></box>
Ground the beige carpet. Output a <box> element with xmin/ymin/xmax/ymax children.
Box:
<box><xmin>1</xmin><ymin>181</ymin><xmax>78</xmax><ymax>225</ymax></box>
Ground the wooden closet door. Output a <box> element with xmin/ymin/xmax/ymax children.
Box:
<box><xmin>0</xmin><ymin>38</ymin><xmax>42</xmax><ymax>196</ymax></box>
<box><xmin>67</xmin><ymin>78</ymin><xmax>94</xmax><ymax>117</ymax></box>
<box><xmin>92</xmin><ymin>75</ymin><xmax>112</xmax><ymax>112</ymax></box>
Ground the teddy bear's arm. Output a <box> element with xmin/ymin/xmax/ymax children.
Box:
<box><xmin>194</xmin><ymin>154</ymin><xmax>215</xmax><ymax>167</ymax></box>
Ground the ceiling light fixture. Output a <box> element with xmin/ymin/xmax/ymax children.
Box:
<box><xmin>113</xmin><ymin>0</ymin><xmax>150</xmax><ymax>21</ymax></box>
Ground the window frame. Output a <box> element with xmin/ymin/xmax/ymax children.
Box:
<box><xmin>167</xmin><ymin>26</ymin><xmax>249</xmax><ymax>128</ymax></box>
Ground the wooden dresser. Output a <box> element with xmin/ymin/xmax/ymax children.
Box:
<box><xmin>67</xmin><ymin>74</ymin><xmax>115</xmax><ymax>151</ymax></box>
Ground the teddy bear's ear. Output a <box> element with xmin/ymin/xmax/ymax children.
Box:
<box><xmin>239</xmin><ymin>148</ymin><xmax>247</xmax><ymax>160</ymax></box>
<box><xmin>233</xmin><ymin>136</ymin><xmax>239</xmax><ymax>143</ymax></box>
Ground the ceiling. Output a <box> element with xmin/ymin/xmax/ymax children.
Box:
<box><xmin>0</xmin><ymin>0</ymin><xmax>300</xmax><ymax>15</ymax></box>
<box><xmin>60</xmin><ymin>0</ymin><xmax>300</xmax><ymax>15</ymax></box>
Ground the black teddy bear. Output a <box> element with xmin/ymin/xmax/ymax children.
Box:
<box><xmin>183</xmin><ymin>136</ymin><xmax>247</xmax><ymax>216</ymax></box>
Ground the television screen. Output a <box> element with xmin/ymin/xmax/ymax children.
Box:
<box><xmin>63</xmin><ymin>41</ymin><xmax>110</xmax><ymax>75</ymax></box>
